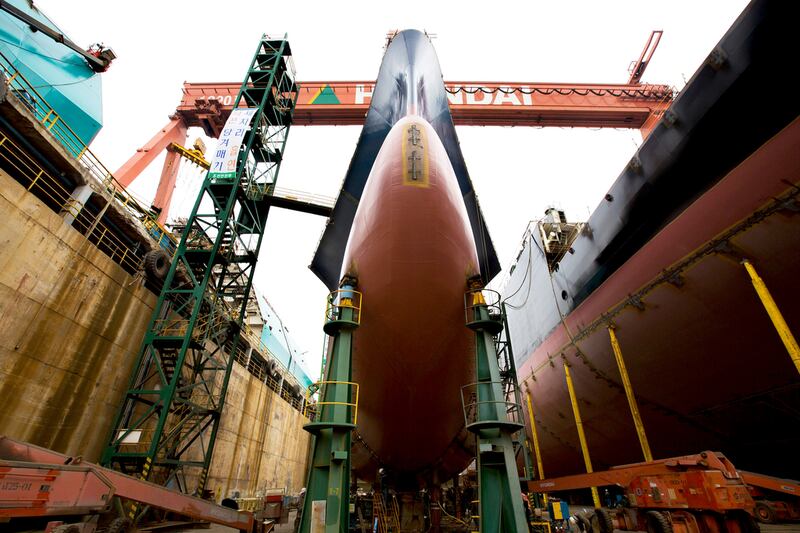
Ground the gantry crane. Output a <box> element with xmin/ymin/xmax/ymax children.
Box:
<box><xmin>98</xmin><ymin>30</ymin><xmax>672</xmax><ymax>524</ymax></box>
<box><xmin>115</xmin><ymin>33</ymin><xmax>670</xmax><ymax>224</ymax></box>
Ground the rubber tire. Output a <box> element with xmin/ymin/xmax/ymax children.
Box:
<box><xmin>221</xmin><ymin>497</ymin><xmax>239</xmax><ymax>510</ymax></box>
<box><xmin>754</xmin><ymin>502</ymin><xmax>776</xmax><ymax>524</ymax></box>
<box><xmin>595</xmin><ymin>508</ymin><xmax>614</xmax><ymax>533</ymax></box>
<box><xmin>143</xmin><ymin>249</ymin><xmax>170</xmax><ymax>281</ymax></box>
<box><xmin>107</xmin><ymin>517</ymin><xmax>132</xmax><ymax>533</ymax></box>
<box><xmin>645</xmin><ymin>510</ymin><xmax>673</xmax><ymax>533</ymax></box>
<box><xmin>576</xmin><ymin>513</ymin><xmax>594</xmax><ymax>533</ymax></box>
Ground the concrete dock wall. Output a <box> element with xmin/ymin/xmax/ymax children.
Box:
<box><xmin>0</xmin><ymin>168</ymin><xmax>156</xmax><ymax>459</ymax></box>
<box><xmin>207</xmin><ymin>361</ymin><xmax>311</xmax><ymax>499</ymax></box>
<box><xmin>0</xmin><ymin>169</ymin><xmax>310</xmax><ymax>496</ymax></box>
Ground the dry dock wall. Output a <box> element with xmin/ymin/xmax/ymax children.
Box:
<box><xmin>205</xmin><ymin>362</ymin><xmax>311</xmax><ymax>499</ymax></box>
<box><xmin>0</xmin><ymin>167</ymin><xmax>156</xmax><ymax>459</ymax></box>
<box><xmin>0</xmin><ymin>169</ymin><xmax>310</xmax><ymax>496</ymax></box>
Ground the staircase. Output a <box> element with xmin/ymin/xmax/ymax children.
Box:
<box><xmin>372</xmin><ymin>492</ymin><xmax>401</xmax><ymax>532</ymax></box>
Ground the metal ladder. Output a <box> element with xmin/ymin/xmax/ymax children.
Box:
<box><xmin>100</xmin><ymin>35</ymin><xmax>297</xmax><ymax>500</ymax></box>
<box><xmin>373</xmin><ymin>492</ymin><xmax>401</xmax><ymax>532</ymax></box>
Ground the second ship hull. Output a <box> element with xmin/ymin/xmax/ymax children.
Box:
<box><xmin>504</xmin><ymin>0</ymin><xmax>800</xmax><ymax>481</ymax></box>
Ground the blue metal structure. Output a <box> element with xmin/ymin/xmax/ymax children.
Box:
<box><xmin>0</xmin><ymin>0</ymin><xmax>103</xmax><ymax>144</ymax></box>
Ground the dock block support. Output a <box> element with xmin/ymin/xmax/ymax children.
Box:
<box><xmin>464</xmin><ymin>282</ymin><xmax>528</xmax><ymax>533</ymax></box>
<box><xmin>299</xmin><ymin>279</ymin><xmax>360</xmax><ymax>533</ymax></box>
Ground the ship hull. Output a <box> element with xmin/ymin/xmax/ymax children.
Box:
<box><xmin>312</xmin><ymin>29</ymin><xmax>500</xmax><ymax>486</ymax></box>
<box><xmin>513</xmin><ymin>116</ymin><xmax>800</xmax><ymax>479</ymax></box>
<box><xmin>342</xmin><ymin>116</ymin><xmax>480</xmax><ymax>484</ymax></box>
<box><xmin>504</xmin><ymin>0</ymin><xmax>800</xmax><ymax>481</ymax></box>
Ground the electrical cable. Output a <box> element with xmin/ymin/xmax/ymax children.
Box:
<box><xmin>435</xmin><ymin>501</ymin><xmax>472</xmax><ymax>528</ymax></box>
<box><xmin>0</xmin><ymin>34</ymin><xmax>88</xmax><ymax>67</ymax></box>
<box><xmin>30</xmin><ymin>76</ymin><xmax>94</xmax><ymax>89</ymax></box>
<box><xmin>503</xmin><ymin>228</ymin><xmax>535</xmax><ymax>309</ymax></box>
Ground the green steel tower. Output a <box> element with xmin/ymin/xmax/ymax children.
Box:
<box><xmin>299</xmin><ymin>278</ymin><xmax>361</xmax><ymax>533</ymax></box>
<box><xmin>101</xmin><ymin>36</ymin><xmax>297</xmax><ymax>499</ymax></box>
<box><xmin>463</xmin><ymin>279</ymin><xmax>529</xmax><ymax>533</ymax></box>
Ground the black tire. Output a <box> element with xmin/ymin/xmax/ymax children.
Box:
<box><xmin>576</xmin><ymin>513</ymin><xmax>594</xmax><ymax>533</ymax></box>
<box><xmin>107</xmin><ymin>517</ymin><xmax>132</xmax><ymax>533</ymax></box>
<box><xmin>595</xmin><ymin>508</ymin><xmax>614</xmax><ymax>533</ymax></box>
<box><xmin>754</xmin><ymin>501</ymin><xmax>776</xmax><ymax>524</ymax></box>
<box><xmin>221</xmin><ymin>497</ymin><xmax>239</xmax><ymax>510</ymax></box>
<box><xmin>645</xmin><ymin>510</ymin><xmax>673</xmax><ymax>533</ymax></box>
<box><xmin>143</xmin><ymin>249</ymin><xmax>170</xmax><ymax>280</ymax></box>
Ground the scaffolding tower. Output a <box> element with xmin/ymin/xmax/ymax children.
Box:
<box><xmin>100</xmin><ymin>36</ymin><xmax>297</xmax><ymax>499</ymax></box>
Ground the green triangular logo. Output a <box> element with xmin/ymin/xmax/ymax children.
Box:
<box><xmin>310</xmin><ymin>85</ymin><xmax>340</xmax><ymax>105</ymax></box>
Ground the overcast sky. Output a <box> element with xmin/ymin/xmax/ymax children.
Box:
<box><xmin>38</xmin><ymin>0</ymin><xmax>750</xmax><ymax>378</ymax></box>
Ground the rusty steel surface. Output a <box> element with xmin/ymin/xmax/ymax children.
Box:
<box><xmin>177</xmin><ymin>80</ymin><xmax>672</xmax><ymax>133</ymax></box>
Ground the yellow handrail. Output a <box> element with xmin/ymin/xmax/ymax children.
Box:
<box><xmin>464</xmin><ymin>287</ymin><xmax>502</xmax><ymax>324</ymax></box>
<box><xmin>0</xmin><ymin>50</ymin><xmax>177</xmax><ymax>253</ymax></box>
<box><xmin>0</xmin><ymin>131</ymin><xmax>143</xmax><ymax>273</ymax></box>
<box><xmin>304</xmin><ymin>380</ymin><xmax>359</xmax><ymax>425</ymax></box>
<box><xmin>325</xmin><ymin>288</ymin><xmax>363</xmax><ymax>324</ymax></box>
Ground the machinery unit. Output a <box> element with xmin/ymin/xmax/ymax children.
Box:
<box><xmin>740</xmin><ymin>471</ymin><xmax>800</xmax><ymax>524</ymax></box>
<box><xmin>0</xmin><ymin>436</ymin><xmax>264</xmax><ymax>533</ymax></box>
<box><xmin>529</xmin><ymin>452</ymin><xmax>758</xmax><ymax>533</ymax></box>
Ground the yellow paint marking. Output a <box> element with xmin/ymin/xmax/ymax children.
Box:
<box><xmin>402</xmin><ymin>122</ymin><xmax>430</xmax><ymax>187</ymax></box>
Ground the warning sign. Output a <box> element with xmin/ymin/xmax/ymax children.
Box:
<box><xmin>208</xmin><ymin>108</ymin><xmax>257</xmax><ymax>180</ymax></box>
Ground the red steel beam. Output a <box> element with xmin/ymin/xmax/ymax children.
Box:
<box><xmin>115</xmin><ymin>117</ymin><xmax>187</xmax><ymax>187</ymax></box>
<box><xmin>118</xmin><ymin>79</ymin><xmax>671</xmax><ymax>212</ymax></box>
<box><xmin>178</xmin><ymin>81</ymin><xmax>673</xmax><ymax>135</ymax></box>
<box><xmin>0</xmin><ymin>436</ymin><xmax>254</xmax><ymax>531</ymax></box>
<box><xmin>528</xmin><ymin>452</ymin><xmax>742</xmax><ymax>493</ymax></box>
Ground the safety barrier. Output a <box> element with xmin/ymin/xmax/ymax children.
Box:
<box><xmin>460</xmin><ymin>380</ymin><xmax>524</xmax><ymax>429</ymax></box>
<box><xmin>325</xmin><ymin>288</ymin><xmax>362</xmax><ymax>324</ymax></box>
<box><xmin>0</xmin><ymin>50</ymin><xmax>176</xmax><ymax>254</ymax></box>
<box><xmin>0</xmin><ymin>130</ymin><xmax>143</xmax><ymax>273</ymax></box>
<box><xmin>303</xmin><ymin>380</ymin><xmax>359</xmax><ymax>425</ymax></box>
<box><xmin>464</xmin><ymin>287</ymin><xmax>503</xmax><ymax>326</ymax></box>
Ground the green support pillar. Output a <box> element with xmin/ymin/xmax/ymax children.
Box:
<box><xmin>299</xmin><ymin>278</ymin><xmax>361</xmax><ymax>533</ymax></box>
<box><xmin>462</xmin><ymin>280</ymin><xmax>529</xmax><ymax>533</ymax></box>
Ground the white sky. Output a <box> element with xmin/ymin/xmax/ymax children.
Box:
<box><xmin>38</xmin><ymin>0</ymin><xmax>749</xmax><ymax>379</ymax></box>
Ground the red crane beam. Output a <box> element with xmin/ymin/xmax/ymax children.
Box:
<box><xmin>178</xmin><ymin>80</ymin><xmax>673</xmax><ymax>137</ymax></box>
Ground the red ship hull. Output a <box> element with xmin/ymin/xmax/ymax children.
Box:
<box><xmin>517</xmin><ymin>117</ymin><xmax>800</xmax><ymax>479</ymax></box>
<box><xmin>341</xmin><ymin>116</ymin><xmax>480</xmax><ymax>484</ymax></box>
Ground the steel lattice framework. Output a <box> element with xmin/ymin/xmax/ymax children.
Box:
<box><xmin>101</xmin><ymin>36</ymin><xmax>297</xmax><ymax>495</ymax></box>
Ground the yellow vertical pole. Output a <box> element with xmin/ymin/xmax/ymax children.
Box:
<box><xmin>525</xmin><ymin>390</ymin><xmax>548</xmax><ymax>504</ymax></box>
<box><xmin>742</xmin><ymin>259</ymin><xmax>800</xmax><ymax>375</ymax></box>
<box><xmin>563</xmin><ymin>361</ymin><xmax>601</xmax><ymax>508</ymax></box>
<box><xmin>608</xmin><ymin>326</ymin><xmax>653</xmax><ymax>462</ymax></box>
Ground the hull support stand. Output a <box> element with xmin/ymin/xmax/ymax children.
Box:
<box><xmin>462</xmin><ymin>278</ymin><xmax>529</xmax><ymax>533</ymax></box>
<box><xmin>300</xmin><ymin>278</ymin><xmax>361</xmax><ymax>533</ymax></box>
<box><xmin>742</xmin><ymin>259</ymin><xmax>800</xmax><ymax>375</ymax></box>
